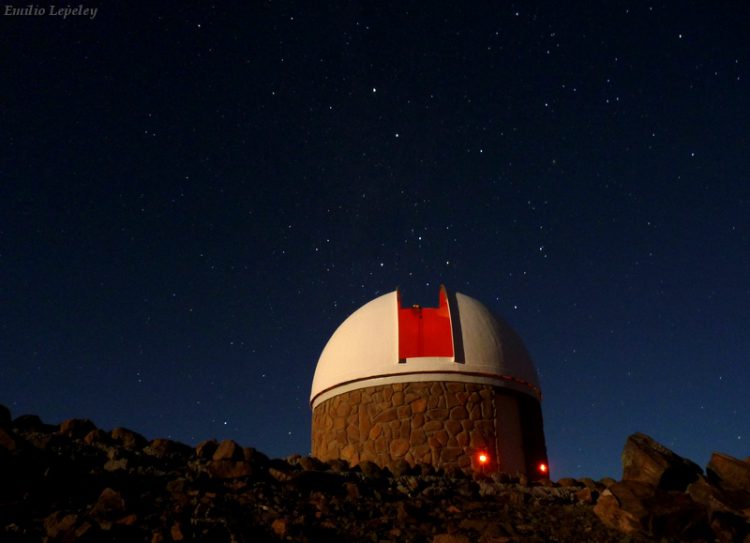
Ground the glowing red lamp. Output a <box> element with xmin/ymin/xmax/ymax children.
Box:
<box><xmin>478</xmin><ymin>453</ymin><xmax>489</xmax><ymax>465</ymax></box>
<box><xmin>538</xmin><ymin>462</ymin><xmax>548</xmax><ymax>474</ymax></box>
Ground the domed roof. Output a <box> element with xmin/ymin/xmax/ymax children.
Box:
<box><xmin>310</xmin><ymin>286</ymin><xmax>541</xmax><ymax>408</ymax></box>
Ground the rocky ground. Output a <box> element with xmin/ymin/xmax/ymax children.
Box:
<box><xmin>1</xmin><ymin>404</ymin><xmax>748</xmax><ymax>542</ymax></box>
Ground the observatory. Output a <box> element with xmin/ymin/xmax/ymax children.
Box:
<box><xmin>310</xmin><ymin>286</ymin><xmax>549</xmax><ymax>477</ymax></box>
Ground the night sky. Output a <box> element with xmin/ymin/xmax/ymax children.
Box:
<box><xmin>2</xmin><ymin>2</ymin><xmax>749</xmax><ymax>479</ymax></box>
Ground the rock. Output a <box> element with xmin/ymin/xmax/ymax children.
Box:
<box><xmin>359</xmin><ymin>460</ymin><xmax>384</xmax><ymax>479</ymax></box>
<box><xmin>83</xmin><ymin>428</ymin><xmax>109</xmax><ymax>445</ymax></box>
<box><xmin>709</xmin><ymin>510</ymin><xmax>750</xmax><ymax>542</ymax></box>
<box><xmin>144</xmin><ymin>438</ymin><xmax>192</xmax><ymax>459</ymax></box>
<box><xmin>343</xmin><ymin>481</ymin><xmax>360</xmax><ymax>500</ymax></box>
<box><xmin>207</xmin><ymin>460</ymin><xmax>253</xmax><ymax>478</ymax></box>
<box><xmin>433</xmin><ymin>534</ymin><xmax>470</xmax><ymax>543</ymax></box>
<box><xmin>212</xmin><ymin>439</ymin><xmax>244</xmax><ymax>461</ymax></box>
<box><xmin>271</xmin><ymin>518</ymin><xmax>287</xmax><ymax>537</ymax></box>
<box><xmin>269</xmin><ymin>467</ymin><xmax>294</xmax><ymax>482</ymax></box>
<box><xmin>7</xmin><ymin>409</ymin><xmax>744</xmax><ymax>543</ymax></box>
<box><xmin>12</xmin><ymin>414</ymin><xmax>46</xmax><ymax>431</ymax></box>
<box><xmin>594</xmin><ymin>481</ymin><xmax>656</xmax><ymax>535</ymax></box>
<box><xmin>708</xmin><ymin>452</ymin><xmax>750</xmax><ymax>492</ymax></box>
<box><xmin>58</xmin><ymin>418</ymin><xmax>96</xmax><ymax>438</ymax></box>
<box><xmin>116</xmin><ymin>513</ymin><xmax>138</xmax><ymax>526</ymax></box>
<box><xmin>0</xmin><ymin>404</ymin><xmax>10</xmax><ymax>427</ymax></box>
<box><xmin>594</xmin><ymin>480</ymin><xmax>711</xmax><ymax>540</ymax></box>
<box><xmin>110</xmin><ymin>427</ymin><xmax>148</xmax><ymax>450</ymax></box>
<box><xmin>195</xmin><ymin>438</ymin><xmax>218</xmax><ymax>459</ymax></box>
<box><xmin>44</xmin><ymin>511</ymin><xmax>78</xmax><ymax>539</ymax></box>
<box><xmin>288</xmin><ymin>470</ymin><xmax>346</xmax><ymax>493</ymax></box>
<box><xmin>104</xmin><ymin>457</ymin><xmax>129</xmax><ymax>472</ymax></box>
<box><xmin>170</xmin><ymin>520</ymin><xmax>186</xmax><ymax>541</ymax></box>
<box><xmin>389</xmin><ymin>438</ymin><xmax>410</xmax><ymax>457</ymax></box>
<box><xmin>580</xmin><ymin>477</ymin><xmax>602</xmax><ymax>490</ymax></box>
<box><xmin>0</xmin><ymin>427</ymin><xmax>20</xmax><ymax>451</ymax></box>
<box><xmin>90</xmin><ymin>487</ymin><xmax>126</xmax><ymax>518</ymax></box>
<box><xmin>296</xmin><ymin>455</ymin><xmax>325</xmax><ymax>471</ymax></box>
<box><xmin>576</xmin><ymin>486</ymin><xmax>598</xmax><ymax>504</ymax></box>
<box><xmin>391</xmin><ymin>458</ymin><xmax>413</xmax><ymax>477</ymax></box>
<box><xmin>328</xmin><ymin>458</ymin><xmax>350</xmax><ymax>472</ymax></box>
<box><xmin>243</xmin><ymin>446</ymin><xmax>270</xmax><ymax>467</ymax></box>
<box><xmin>621</xmin><ymin>432</ymin><xmax>702</xmax><ymax>490</ymax></box>
<box><xmin>687</xmin><ymin>477</ymin><xmax>750</xmax><ymax>515</ymax></box>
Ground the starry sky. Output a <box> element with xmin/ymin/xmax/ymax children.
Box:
<box><xmin>2</xmin><ymin>2</ymin><xmax>749</xmax><ymax>479</ymax></box>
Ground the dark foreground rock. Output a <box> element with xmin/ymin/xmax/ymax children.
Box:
<box><xmin>594</xmin><ymin>433</ymin><xmax>750</xmax><ymax>542</ymax></box>
<box><xmin>0</xmin><ymin>404</ymin><xmax>747</xmax><ymax>542</ymax></box>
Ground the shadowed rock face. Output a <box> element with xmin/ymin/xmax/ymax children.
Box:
<box><xmin>1</xmin><ymin>403</ymin><xmax>748</xmax><ymax>542</ymax></box>
<box><xmin>595</xmin><ymin>433</ymin><xmax>750</xmax><ymax>541</ymax></box>
<box><xmin>621</xmin><ymin>432</ymin><xmax>703</xmax><ymax>491</ymax></box>
<box><xmin>708</xmin><ymin>452</ymin><xmax>750</xmax><ymax>492</ymax></box>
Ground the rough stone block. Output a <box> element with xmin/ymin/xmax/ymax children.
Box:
<box><xmin>410</xmin><ymin>430</ymin><xmax>426</xmax><ymax>446</ymax></box>
<box><xmin>373</xmin><ymin>408</ymin><xmax>398</xmax><ymax>424</ymax></box>
<box><xmin>622</xmin><ymin>433</ymin><xmax>702</xmax><ymax>491</ymax></box>
<box><xmin>423</xmin><ymin>420</ymin><xmax>443</xmax><ymax>433</ymax></box>
<box><xmin>425</xmin><ymin>408</ymin><xmax>449</xmax><ymax>421</ymax></box>
<box><xmin>390</xmin><ymin>438</ymin><xmax>409</xmax><ymax>457</ymax></box>
<box><xmin>707</xmin><ymin>452</ymin><xmax>750</xmax><ymax>492</ymax></box>
<box><xmin>450</xmin><ymin>406</ymin><xmax>468</xmax><ymax>420</ymax></box>
<box><xmin>410</xmin><ymin>398</ymin><xmax>428</xmax><ymax>413</ymax></box>
<box><xmin>445</xmin><ymin>419</ymin><xmax>462</xmax><ymax>437</ymax></box>
<box><xmin>412</xmin><ymin>413</ymin><xmax>425</xmax><ymax>429</ymax></box>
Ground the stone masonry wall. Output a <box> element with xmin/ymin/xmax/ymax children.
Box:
<box><xmin>312</xmin><ymin>382</ymin><xmax>513</xmax><ymax>473</ymax></box>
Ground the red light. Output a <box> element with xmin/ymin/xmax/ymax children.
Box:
<box><xmin>538</xmin><ymin>463</ymin><xmax>548</xmax><ymax>474</ymax></box>
<box><xmin>478</xmin><ymin>453</ymin><xmax>489</xmax><ymax>465</ymax></box>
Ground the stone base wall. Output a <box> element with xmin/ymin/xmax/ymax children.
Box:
<box><xmin>311</xmin><ymin>381</ymin><xmax>541</xmax><ymax>474</ymax></box>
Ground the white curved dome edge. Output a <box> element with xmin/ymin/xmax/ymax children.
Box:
<box><xmin>310</xmin><ymin>289</ymin><xmax>541</xmax><ymax>407</ymax></box>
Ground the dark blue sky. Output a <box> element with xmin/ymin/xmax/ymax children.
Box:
<box><xmin>2</xmin><ymin>2</ymin><xmax>748</xmax><ymax>479</ymax></box>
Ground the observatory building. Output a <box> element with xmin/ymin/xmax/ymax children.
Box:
<box><xmin>310</xmin><ymin>286</ymin><xmax>549</xmax><ymax>477</ymax></box>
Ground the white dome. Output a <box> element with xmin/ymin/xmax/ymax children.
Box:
<box><xmin>310</xmin><ymin>286</ymin><xmax>541</xmax><ymax>407</ymax></box>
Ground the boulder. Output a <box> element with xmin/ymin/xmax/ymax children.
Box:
<box><xmin>207</xmin><ymin>460</ymin><xmax>254</xmax><ymax>479</ymax></box>
<box><xmin>110</xmin><ymin>427</ymin><xmax>148</xmax><ymax>450</ymax></box>
<box><xmin>90</xmin><ymin>487</ymin><xmax>126</xmax><ymax>518</ymax></box>
<box><xmin>58</xmin><ymin>418</ymin><xmax>97</xmax><ymax>438</ymax></box>
<box><xmin>195</xmin><ymin>439</ymin><xmax>218</xmax><ymax>459</ymax></box>
<box><xmin>687</xmin><ymin>477</ymin><xmax>750</xmax><ymax>515</ymax></box>
<box><xmin>144</xmin><ymin>438</ymin><xmax>192</xmax><ymax>459</ymax></box>
<box><xmin>83</xmin><ymin>428</ymin><xmax>110</xmax><ymax>445</ymax></box>
<box><xmin>594</xmin><ymin>480</ymin><xmax>710</xmax><ymax>540</ymax></box>
<box><xmin>359</xmin><ymin>460</ymin><xmax>385</xmax><ymax>479</ymax></box>
<box><xmin>709</xmin><ymin>510</ymin><xmax>750</xmax><ymax>542</ymax></box>
<box><xmin>576</xmin><ymin>486</ymin><xmax>598</xmax><ymax>504</ymax></box>
<box><xmin>0</xmin><ymin>427</ymin><xmax>21</xmax><ymax>452</ymax></box>
<box><xmin>295</xmin><ymin>455</ymin><xmax>325</xmax><ymax>471</ymax></box>
<box><xmin>433</xmin><ymin>534</ymin><xmax>471</xmax><ymax>543</ymax></box>
<box><xmin>391</xmin><ymin>458</ymin><xmax>413</xmax><ymax>477</ymax></box>
<box><xmin>707</xmin><ymin>452</ymin><xmax>750</xmax><ymax>492</ymax></box>
<box><xmin>212</xmin><ymin>439</ymin><xmax>244</xmax><ymax>461</ymax></box>
<box><xmin>621</xmin><ymin>432</ymin><xmax>702</xmax><ymax>490</ymax></box>
<box><xmin>242</xmin><ymin>446</ymin><xmax>270</xmax><ymax>468</ymax></box>
<box><xmin>44</xmin><ymin>511</ymin><xmax>78</xmax><ymax>540</ymax></box>
<box><xmin>12</xmin><ymin>414</ymin><xmax>47</xmax><ymax>432</ymax></box>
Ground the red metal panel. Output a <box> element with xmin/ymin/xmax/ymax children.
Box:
<box><xmin>398</xmin><ymin>288</ymin><xmax>454</xmax><ymax>358</ymax></box>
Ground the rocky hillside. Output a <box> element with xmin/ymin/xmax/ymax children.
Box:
<box><xmin>1</xmin><ymin>404</ymin><xmax>748</xmax><ymax>542</ymax></box>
